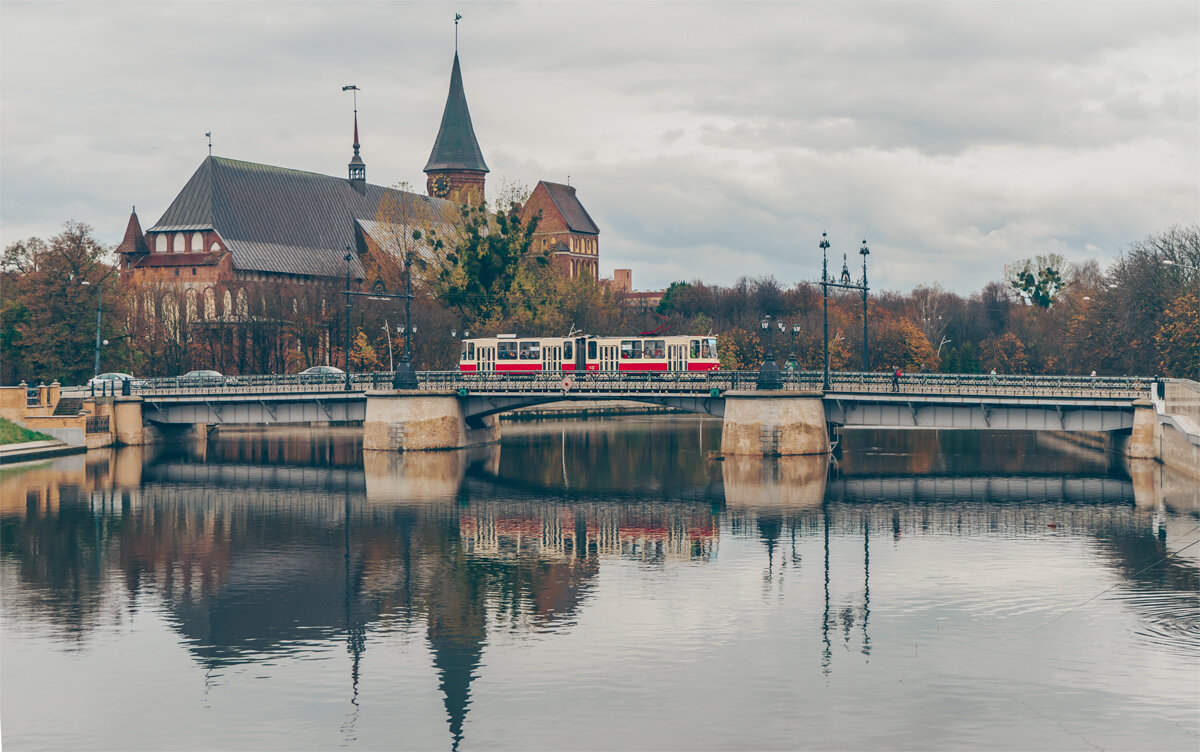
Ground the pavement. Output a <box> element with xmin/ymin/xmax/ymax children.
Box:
<box><xmin>0</xmin><ymin>440</ymin><xmax>86</xmax><ymax>465</ymax></box>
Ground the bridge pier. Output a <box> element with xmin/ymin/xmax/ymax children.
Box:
<box><xmin>719</xmin><ymin>391</ymin><xmax>830</xmax><ymax>456</ymax></box>
<box><xmin>363</xmin><ymin>390</ymin><xmax>500</xmax><ymax>452</ymax></box>
<box><xmin>1124</xmin><ymin>399</ymin><xmax>1159</xmax><ymax>461</ymax></box>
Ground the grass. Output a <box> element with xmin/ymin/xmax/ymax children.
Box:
<box><xmin>0</xmin><ymin>417</ymin><xmax>55</xmax><ymax>445</ymax></box>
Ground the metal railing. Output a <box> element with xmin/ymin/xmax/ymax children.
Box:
<box><xmin>126</xmin><ymin>369</ymin><xmax>1154</xmax><ymax>400</ymax></box>
<box><xmin>85</xmin><ymin>415</ymin><xmax>110</xmax><ymax>434</ymax></box>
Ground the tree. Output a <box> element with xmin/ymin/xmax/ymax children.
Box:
<box><xmin>2</xmin><ymin>222</ymin><xmax>123</xmax><ymax>384</ymax></box>
<box><xmin>434</xmin><ymin>198</ymin><xmax>544</xmax><ymax>325</ymax></box>
<box><xmin>1005</xmin><ymin>254</ymin><xmax>1069</xmax><ymax>308</ymax></box>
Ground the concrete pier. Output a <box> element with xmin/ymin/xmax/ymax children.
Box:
<box><xmin>363</xmin><ymin>390</ymin><xmax>500</xmax><ymax>452</ymax></box>
<box><xmin>719</xmin><ymin>391</ymin><xmax>830</xmax><ymax>456</ymax></box>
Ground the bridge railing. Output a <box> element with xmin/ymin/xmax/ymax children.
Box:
<box><xmin>127</xmin><ymin>369</ymin><xmax>1153</xmax><ymax>400</ymax></box>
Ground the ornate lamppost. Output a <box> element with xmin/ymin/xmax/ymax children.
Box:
<box><xmin>342</xmin><ymin>248</ymin><xmax>420</xmax><ymax>390</ymax></box>
<box><xmin>820</xmin><ymin>233</ymin><xmax>872</xmax><ymax>389</ymax></box>
<box><xmin>757</xmin><ymin>314</ymin><xmax>781</xmax><ymax>389</ymax></box>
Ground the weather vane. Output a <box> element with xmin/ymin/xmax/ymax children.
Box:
<box><xmin>342</xmin><ymin>84</ymin><xmax>360</xmax><ymax>112</ymax></box>
<box><xmin>205</xmin><ymin>131</ymin><xmax>212</xmax><ymax>156</ymax></box>
<box><xmin>455</xmin><ymin>13</ymin><xmax>462</xmax><ymax>51</ymax></box>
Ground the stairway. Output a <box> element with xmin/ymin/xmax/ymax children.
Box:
<box><xmin>53</xmin><ymin>397</ymin><xmax>85</xmax><ymax>416</ymax></box>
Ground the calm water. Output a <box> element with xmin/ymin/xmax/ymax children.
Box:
<box><xmin>2</xmin><ymin>417</ymin><xmax>1198</xmax><ymax>751</ymax></box>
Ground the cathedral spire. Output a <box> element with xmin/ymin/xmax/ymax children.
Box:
<box><xmin>424</xmin><ymin>50</ymin><xmax>488</xmax><ymax>204</ymax></box>
<box><xmin>343</xmin><ymin>85</ymin><xmax>365</xmax><ymax>186</ymax></box>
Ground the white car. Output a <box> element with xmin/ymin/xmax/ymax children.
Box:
<box><xmin>86</xmin><ymin>372</ymin><xmax>139</xmax><ymax>389</ymax></box>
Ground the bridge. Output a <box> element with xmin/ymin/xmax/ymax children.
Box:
<box><xmin>94</xmin><ymin>370</ymin><xmax>1166</xmax><ymax>460</ymax></box>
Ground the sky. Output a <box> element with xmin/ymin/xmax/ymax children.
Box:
<box><xmin>1</xmin><ymin>1</ymin><xmax>1197</xmax><ymax>294</ymax></box>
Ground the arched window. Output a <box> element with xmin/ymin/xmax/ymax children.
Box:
<box><xmin>155</xmin><ymin>234</ymin><xmax>167</xmax><ymax>253</ymax></box>
<box><xmin>210</xmin><ymin>242</ymin><xmax>221</xmax><ymax>252</ymax></box>
<box><xmin>161</xmin><ymin>294</ymin><xmax>179</xmax><ymax>337</ymax></box>
<box><xmin>236</xmin><ymin>288</ymin><xmax>249</xmax><ymax>318</ymax></box>
<box><xmin>173</xmin><ymin>233</ymin><xmax>185</xmax><ymax>253</ymax></box>
<box><xmin>223</xmin><ymin>289</ymin><xmax>233</xmax><ymax>318</ymax></box>
<box><xmin>184</xmin><ymin>289</ymin><xmax>199</xmax><ymax>325</ymax></box>
<box><xmin>191</xmin><ymin>232</ymin><xmax>204</xmax><ymax>251</ymax></box>
<box><xmin>203</xmin><ymin>288</ymin><xmax>217</xmax><ymax>320</ymax></box>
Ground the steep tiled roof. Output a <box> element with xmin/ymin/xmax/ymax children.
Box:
<box><xmin>148</xmin><ymin>157</ymin><xmax>457</xmax><ymax>279</ymax></box>
<box><xmin>116</xmin><ymin>209</ymin><xmax>150</xmax><ymax>255</ymax></box>
<box><xmin>540</xmin><ymin>181</ymin><xmax>599</xmax><ymax>235</ymax></box>
<box><xmin>424</xmin><ymin>53</ymin><xmax>489</xmax><ymax>173</ymax></box>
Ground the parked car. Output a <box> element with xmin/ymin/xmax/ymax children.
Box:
<box><xmin>86</xmin><ymin>372</ymin><xmax>141</xmax><ymax>390</ymax></box>
<box><xmin>298</xmin><ymin>365</ymin><xmax>346</xmax><ymax>383</ymax></box>
<box><xmin>178</xmin><ymin>369</ymin><xmax>228</xmax><ymax>386</ymax></box>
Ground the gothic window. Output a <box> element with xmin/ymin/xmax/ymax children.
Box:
<box><xmin>210</xmin><ymin>242</ymin><xmax>221</xmax><ymax>252</ymax></box>
<box><xmin>236</xmin><ymin>289</ymin><xmax>249</xmax><ymax>318</ymax></box>
<box><xmin>161</xmin><ymin>295</ymin><xmax>179</xmax><ymax>338</ymax></box>
<box><xmin>191</xmin><ymin>232</ymin><xmax>204</xmax><ymax>251</ymax></box>
<box><xmin>223</xmin><ymin>289</ymin><xmax>233</xmax><ymax>318</ymax></box>
<box><xmin>203</xmin><ymin>288</ymin><xmax>216</xmax><ymax>320</ymax></box>
<box><xmin>154</xmin><ymin>234</ymin><xmax>166</xmax><ymax>253</ymax></box>
<box><xmin>184</xmin><ymin>289</ymin><xmax>199</xmax><ymax>325</ymax></box>
<box><xmin>173</xmin><ymin>233</ymin><xmax>185</xmax><ymax>253</ymax></box>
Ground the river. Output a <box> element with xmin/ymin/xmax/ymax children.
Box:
<box><xmin>1</xmin><ymin>416</ymin><xmax>1197</xmax><ymax>750</ymax></box>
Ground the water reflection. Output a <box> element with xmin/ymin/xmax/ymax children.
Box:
<box><xmin>1</xmin><ymin>421</ymin><xmax>1197</xmax><ymax>751</ymax></box>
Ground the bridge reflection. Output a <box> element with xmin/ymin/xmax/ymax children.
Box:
<box><xmin>1</xmin><ymin>422</ymin><xmax>1195</xmax><ymax>750</ymax></box>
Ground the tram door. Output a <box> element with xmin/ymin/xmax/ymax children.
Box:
<box><xmin>479</xmin><ymin>345</ymin><xmax>495</xmax><ymax>372</ymax></box>
<box><xmin>575</xmin><ymin>337</ymin><xmax>588</xmax><ymax>371</ymax></box>
<box><xmin>668</xmin><ymin>344</ymin><xmax>685</xmax><ymax>371</ymax></box>
<box><xmin>543</xmin><ymin>343</ymin><xmax>562</xmax><ymax>371</ymax></box>
<box><xmin>600</xmin><ymin>344</ymin><xmax>619</xmax><ymax>371</ymax></box>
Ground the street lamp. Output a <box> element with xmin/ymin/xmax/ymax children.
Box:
<box><xmin>392</xmin><ymin>246</ymin><xmax>419</xmax><ymax>390</ymax></box>
<box><xmin>859</xmin><ymin>239</ymin><xmax>870</xmax><ymax>372</ymax></box>
<box><xmin>757</xmin><ymin>314</ymin><xmax>781</xmax><ymax>389</ymax></box>
<box><xmin>80</xmin><ymin>280</ymin><xmax>103</xmax><ymax>378</ymax></box>
<box><xmin>819</xmin><ymin>233</ymin><xmax>872</xmax><ymax>388</ymax></box>
<box><xmin>1163</xmin><ymin>259</ymin><xmax>1200</xmax><ymax>272</ymax></box>
<box><xmin>820</xmin><ymin>233</ymin><xmax>831</xmax><ymax>390</ymax></box>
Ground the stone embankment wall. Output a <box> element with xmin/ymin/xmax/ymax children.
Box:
<box><xmin>1159</xmin><ymin>379</ymin><xmax>1200</xmax><ymax>479</ymax></box>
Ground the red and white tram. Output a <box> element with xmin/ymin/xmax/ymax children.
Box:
<box><xmin>459</xmin><ymin>334</ymin><xmax>720</xmax><ymax>372</ymax></box>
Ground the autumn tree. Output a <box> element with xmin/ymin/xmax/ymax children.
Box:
<box><xmin>1</xmin><ymin>222</ymin><xmax>127</xmax><ymax>384</ymax></box>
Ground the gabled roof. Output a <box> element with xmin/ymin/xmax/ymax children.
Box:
<box><xmin>148</xmin><ymin>156</ymin><xmax>457</xmax><ymax>279</ymax></box>
<box><xmin>116</xmin><ymin>209</ymin><xmax>150</xmax><ymax>255</ymax></box>
<box><xmin>539</xmin><ymin>181</ymin><xmax>599</xmax><ymax>235</ymax></box>
<box><xmin>424</xmin><ymin>53</ymin><xmax>489</xmax><ymax>173</ymax></box>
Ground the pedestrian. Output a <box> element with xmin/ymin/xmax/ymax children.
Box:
<box><xmin>892</xmin><ymin>367</ymin><xmax>901</xmax><ymax>392</ymax></box>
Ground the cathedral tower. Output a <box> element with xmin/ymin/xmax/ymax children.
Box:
<box><xmin>424</xmin><ymin>53</ymin><xmax>488</xmax><ymax>205</ymax></box>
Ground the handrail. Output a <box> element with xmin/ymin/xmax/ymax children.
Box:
<box><xmin>126</xmin><ymin>369</ymin><xmax>1154</xmax><ymax>400</ymax></box>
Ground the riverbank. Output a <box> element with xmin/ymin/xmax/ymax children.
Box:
<box><xmin>0</xmin><ymin>439</ymin><xmax>85</xmax><ymax>465</ymax></box>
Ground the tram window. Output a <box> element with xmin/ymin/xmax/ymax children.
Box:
<box><xmin>588</xmin><ymin>341</ymin><xmax>597</xmax><ymax>359</ymax></box>
<box><xmin>645</xmin><ymin>340</ymin><xmax>665</xmax><ymax>359</ymax></box>
<box><xmin>564</xmin><ymin>341</ymin><xmax>573</xmax><ymax>359</ymax></box>
<box><xmin>467</xmin><ymin>342</ymin><xmax>475</xmax><ymax>360</ymax></box>
<box><xmin>690</xmin><ymin>339</ymin><xmax>700</xmax><ymax>358</ymax></box>
<box><xmin>498</xmin><ymin>341</ymin><xmax>517</xmax><ymax>360</ymax></box>
<box><xmin>620</xmin><ymin>340</ymin><xmax>642</xmax><ymax>359</ymax></box>
<box><xmin>519</xmin><ymin>341</ymin><xmax>540</xmax><ymax>360</ymax></box>
<box><xmin>704</xmin><ymin>338</ymin><xmax>718</xmax><ymax>358</ymax></box>
<box><xmin>461</xmin><ymin>342</ymin><xmax>468</xmax><ymax>360</ymax></box>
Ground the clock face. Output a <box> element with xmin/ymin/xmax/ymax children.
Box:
<box><xmin>431</xmin><ymin>175</ymin><xmax>451</xmax><ymax>198</ymax></box>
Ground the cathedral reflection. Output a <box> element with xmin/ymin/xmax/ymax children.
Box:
<box><xmin>1</xmin><ymin>421</ymin><xmax>1195</xmax><ymax>750</ymax></box>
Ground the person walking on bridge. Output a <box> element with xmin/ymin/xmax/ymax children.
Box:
<box><xmin>892</xmin><ymin>367</ymin><xmax>901</xmax><ymax>392</ymax></box>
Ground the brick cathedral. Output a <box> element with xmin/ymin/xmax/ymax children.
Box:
<box><xmin>116</xmin><ymin>51</ymin><xmax>601</xmax><ymax>309</ymax></box>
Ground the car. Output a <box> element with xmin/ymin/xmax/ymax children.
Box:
<box><xmin>87</xmin><ymin>372</ymin><xmax>140</xmax><ymax>390</ymax></box>
<box><xmin>178</xmin><ymin>369</ymin><xmax>227</xmax><ymax>386</ymax></box>
<box><xmin>298</xmin><ymin>365</ymin><xmax>346</xmax><ymax>384</ymax></box>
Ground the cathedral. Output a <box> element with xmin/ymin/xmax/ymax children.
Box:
<box><xmin>116</xmin><ymin>51</ymin><xmax>602</xmax><ymax>312</ymax></box>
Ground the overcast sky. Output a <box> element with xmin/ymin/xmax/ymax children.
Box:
<box><xmin>2</xmin><ymin>1</ymin><xmax>1196</xmax><ymax>294</ymax></box>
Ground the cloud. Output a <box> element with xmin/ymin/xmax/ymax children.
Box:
<box><xmin>2</xmin><ymin>1</ymin><xmax>1196</xmax><ymax>296</ymax></box>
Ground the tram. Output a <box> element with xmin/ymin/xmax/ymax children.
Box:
<box><xmin>459</xmin><ymin>334</ymin><xmax>720</xmax><ymax>372</ymax></box>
